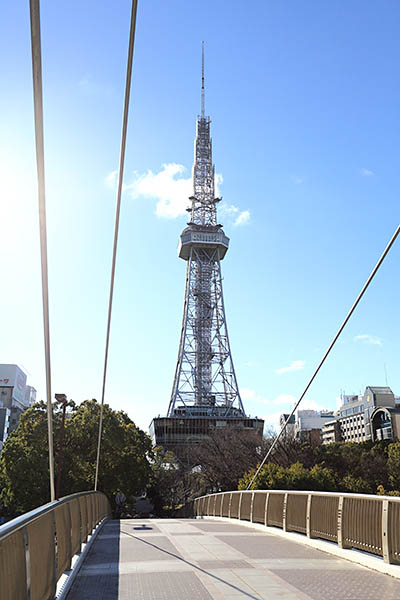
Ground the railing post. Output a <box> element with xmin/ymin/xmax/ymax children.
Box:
<box><xmin>382</xmin><ymin>499</ymin><xmax>392</xmax><ymax>564</ymax></box>
<box><xmin>66</xmin><ymin>501</ymin><xmax>73</xmax><ymax>570</ymax></box>
<box><xmin>283</xmin><ymin>493</ymin><xmax>288</xmax><ymax>532</ymax></box>
<box><xmin>264</xmin><ymin>492</ymin><xmax>270</xmax><ymax>527</ymax></box>
<box><xmin>23</xmin><ymin>525</ymin><xmax>31</xmax><ymax>600</ymax></box>
<box><xmin>228</xmin><ymin>493</ymin><xmax>233</xmax><ymax>518</ymax></box>
<box><xmin>238</xmin><ymin>493</ymin><xmax>243</xmax><ymax>520</ymax></box>
<box><xmin>250</xmin><ymin>492</ymin><xmax>255</xmax><ymax>523</ymax></box>
<box><xmin>337</xmin><ymin>495</ymin><xmax>350</xmax><ymax>549</ymax></box>
<box><xmin>306</xmin><ymin>493</ymin><xmax>312</xmax><ymax>538</ymax></box>
<box><xmin>51</xmin><ymin>510</ymin><xmax>57</xmax><ymax>591</ymax></box>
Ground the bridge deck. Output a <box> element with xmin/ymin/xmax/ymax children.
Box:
<box><xmin>66</xmin><ymin>518</ymin><xmax>400</xmax><ymax>599</ymax></box>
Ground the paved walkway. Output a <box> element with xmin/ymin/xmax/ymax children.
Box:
<box><xmin>66</xmin><ymin>518</ymin><xmax>400</xmax><ymax>599</ymax></box>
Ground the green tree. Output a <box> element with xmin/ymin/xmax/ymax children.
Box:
<box><xmin>388</xmin><ymin>441</ymin><xmax>400</xmax><ymax>490</ymax></box>
<box><xmin>0</xmin><ymin>402</ymin><xmax>50</xmax><ymax>514</ymax></box>
<box><xmin>309</xmin><ymin>464</ymin><xmax>337</xmax><ymax>491</ymax></box>
<box><xmin>0</xmin><ymin>400</ymin><xmax>153</xmax><ymax>516</ymax></box>
<box><xmin>239</xmin><ymin>462</ymin><xmax>291</xmax><ymax>490</ymax></box>
<box><xmin>341</xmin><ymin>475</ymin><xmax>372</xmax><ymax>494</ymax></box>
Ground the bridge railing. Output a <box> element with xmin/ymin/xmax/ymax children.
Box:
<box><xmin>0</xmin><ymin>490</ymin><xmax>111</xmax><ymax>600</ymax></box>
<box><xmin>195</xmin><ymin>489</ymin><xmax>400</xmax><ymax>565</ymax></box>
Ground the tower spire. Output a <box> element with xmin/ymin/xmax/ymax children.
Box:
<box><xmin>201</xmin><ymin>41</ymin><xmax>205</xmax><ymax>118</ymax></box>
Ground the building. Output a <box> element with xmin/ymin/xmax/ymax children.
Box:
<box><xmin>321</xmin><ymin>419</ymin><xmax>342</xmax><ymax>444</ymax></box>
<box><xmin>0</xmin><ymin>364</ymin><xmax>32</xmax><ymax>435</ymax></box>
<box><xmin>279</xmin><ymin>414</ymin><xmax>295</xmax><ymax>437</ymax></box>
<box><xmin>320</xmin><ymin>386</ymin><xmax>400</xmax><ymax>444</ymax></box>
<box><xmin>0</xmin><ymin>407</ymin><xmax>10</xmax><ymax>451</ymax></box>
<box><xmin>24</xmin><ymin>385</ymin><xmax>37</xmax><ymax>407</ymax></box>
<box><xmin>293</xmin><ymin>410</ymin><xmax>336</xmax><ymax>445</ymax></box>
<box><xmin>150</xmin><ymin>49</ymin><xmax>264</xmax><ymax>461</ymax></box>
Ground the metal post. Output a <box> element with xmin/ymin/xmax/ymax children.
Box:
<box><xmin>264</xmin><ymin>492</ymin><xmax>270</xmax><ymax>527</ymax></box>
<box><xmin>283</xmin><ymin>493</ymin><xmax>288</xmax><ymax>532</ymax></box>
<box><xmin>382</xmin><ymin>499</ymin><xmax>391</xmax><ymax>563</ymax></box>
<box><xmin>306</xmin><ymin>494</ymin><xmax>313</xmax><ymax>538</ymax></box>
<box><xmin>23</xmin><ymin>525</ymin><xmax>31</xmax><ymax>600</ymax></box>
<box><xmin>238</xmin><ymin>492</ymin><xmax>243</xmax><ymax>520</ymax></box>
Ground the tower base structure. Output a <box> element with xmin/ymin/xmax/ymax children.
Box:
<box><xmin>150</xmin><ymin>407</ymin><xmax>264</xmax><ymax>466</ymax></box>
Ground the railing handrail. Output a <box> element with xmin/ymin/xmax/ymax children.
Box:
<box><xmin>0</xmin><ymin>490</ymin><xmax>104</xmax><ymax>542</ymax></box>
<box><xmin>196</xmin><ymin>489</ymin><xmax>400</xmax><ymax>502</ymax></box>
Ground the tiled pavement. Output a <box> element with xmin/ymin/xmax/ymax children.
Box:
<box><xmin>66</xmin><ymin>518</ymin><xmax>400</xmax><ymax>599</ymax></box>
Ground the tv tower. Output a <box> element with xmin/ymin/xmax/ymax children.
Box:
<box><xmin>150</xmin><ymin>44</ymin><xmax>264</xmax><ymax>457</ymax></box>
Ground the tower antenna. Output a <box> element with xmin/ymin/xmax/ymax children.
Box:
<box><xmin>201</xmin><ymin>41</ymin><xmax>205</xmax><ymax>118</ymax></box>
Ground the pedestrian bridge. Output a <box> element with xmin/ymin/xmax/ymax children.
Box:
<box><xmin>2</xmin><ymin>490</ymin><xmax>400</xmax><ymax>599</ymax></box>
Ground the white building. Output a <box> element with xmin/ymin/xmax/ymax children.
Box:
<box><xmin>24</xmin><ymin>385</ymin><xmax>37</xmax><ymax>407</ymax></box>
<box><xmin>294</xmin><ymin>409</ymin><xmax>336</xmax><ymax>443</ymax></box>
<box><xmin>0</xmin><ymin>407</ymin><xmax>10</xmax><ymax>451</ymax></box>
<box><xmin>0</xmin><ymin>364</ymin><xmax>33</xmax><ymax>434</ymax></box>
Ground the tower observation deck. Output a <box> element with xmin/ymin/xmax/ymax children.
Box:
<box><xmin>150</xmin><ymin>46</ymin><xmax>264</xmax><ymax>460</ymax></box>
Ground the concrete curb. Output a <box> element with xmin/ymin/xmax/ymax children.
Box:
<box><xmin>198</xmin><ymin>515</ymin><xmax>400</xmax><ymax>580</ymax></box>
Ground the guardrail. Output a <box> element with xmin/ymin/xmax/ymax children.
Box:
<box><xmin>0</xmin><ymin>490</ymin><xmax>111</xmax><ymax>600</ymax></box>
<box><xmin>195</xmin><ymin>489</ymin><xmax>400</xmax><ymax>565</ymax></box>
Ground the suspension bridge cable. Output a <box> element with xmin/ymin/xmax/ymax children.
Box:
<box><xmin>94</xmin><ymin>0</ymin><xmax>139</xmax><ymax>491</ymax></box>
<box><xmin>247</xmin><ymin>223</ymin><xmax>400</xmax><ymax>490</ymax></box>
<box><xmin>29</xmin><ymin>0</ymin><xmax>55</xmax><ymax>502</ymax></box>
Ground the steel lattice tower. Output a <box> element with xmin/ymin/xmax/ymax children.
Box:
<box><xmin>150</xmin><ymin>45</ymin><xmax>263</xmax><ymax>455</ymax></box>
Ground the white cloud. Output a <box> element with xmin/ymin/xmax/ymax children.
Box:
<box><xmin>275</xmin><ymin>360</ymin><xmax>305</xmax><ymax>375</ymax></box>
<box><xmin>124</xmin><ymin>163</ymin><xmax>192</xmax><ymax>219</ymax></box>
<box><xmin>298</xmin><ymin>398</ymin><xmax>327</xmax><ymax>411</ymax></box>
<box><xmin>106</xmin><ymin>163</ymin><xmax>251</xmax><ymax>222</ymax></box>
<box><xmin>262</xmin><ymin>411</ymin><xmax>282</xmax><ymax>431</ymax></box>
<box><xmin>219</xmin><ymin>203</ymin><xmax>251</xmax><ymax>227</ymax></box>
<box><xmin>240</xmin><ymin>388</ymin><xmax>256</xmax><ymax>402</ymax></box>
<box><xmin>234</xmin><ymin>210</ymin><xmax>250</xmax><ymax>226</ymax></box>
<box><xmin>354</xmin><ymin>334</ymin><xmax>382</xmax><ymax>346</ymax></box>
<box><xmin>240</xmin><ymin>388</ymin><xmax>266</xmax><ymax>404</ymax></box>
<box><xmin>360</xmin><ymin>168</ymin><xmax>374</xmax><ymax>177</ymax></box>
<box><xmin>273</xmin><ymin>393</ymin><xmax>296</xmax><ymax>406</ymax></box>
<box><xmin>105</xmin><ymin>170</ymin><xmax>118</xmax><ymax>188</ymax></box>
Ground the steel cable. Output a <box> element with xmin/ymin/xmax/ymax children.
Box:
<box><xmin>247</xmin><ymin>224</ymin><xmax>400</xmax><ymax>490</ymax></box>
<box><xmin>29</xmin><ymin>0</ymin><xmax>55</xmax><ymax>502</ymax></box>
<box><xmin>94</xmin><ymin>0</ymin><xmax>138</xmax><ymax>491</ymax></box>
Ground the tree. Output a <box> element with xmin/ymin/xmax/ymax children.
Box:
<box><xmin>190</xmin><ymin>428</ymin><xmax>269</xmax><ymax>492</ymax></box>
<box><xmin>340</xmin><ymin>475</ymin><xmax>372</xmax><ymax>494</ymax></box>
<box><xmin>0</xmin><ymin>400</ymin><xmax>153</xmax><ymax>516</ymax></box>
<box><xmin>388</xmin><ymin>441</ymin><xmax>400</xmax><ymax>490</ymax></box>
<box><xmin>309</xmin><ymin>464</ymin><xmax>337</xmax><ymax>491</ymax></box>
<box><xmin>147</xmin><ymin>447</ymin><xmax>207</xmax><ymax>516</ymax></box>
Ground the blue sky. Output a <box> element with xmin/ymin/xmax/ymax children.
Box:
<box><xmin>1</xmin><ymin>1</ymin><xmax>399</xmax><ymax>432</ymax></box>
